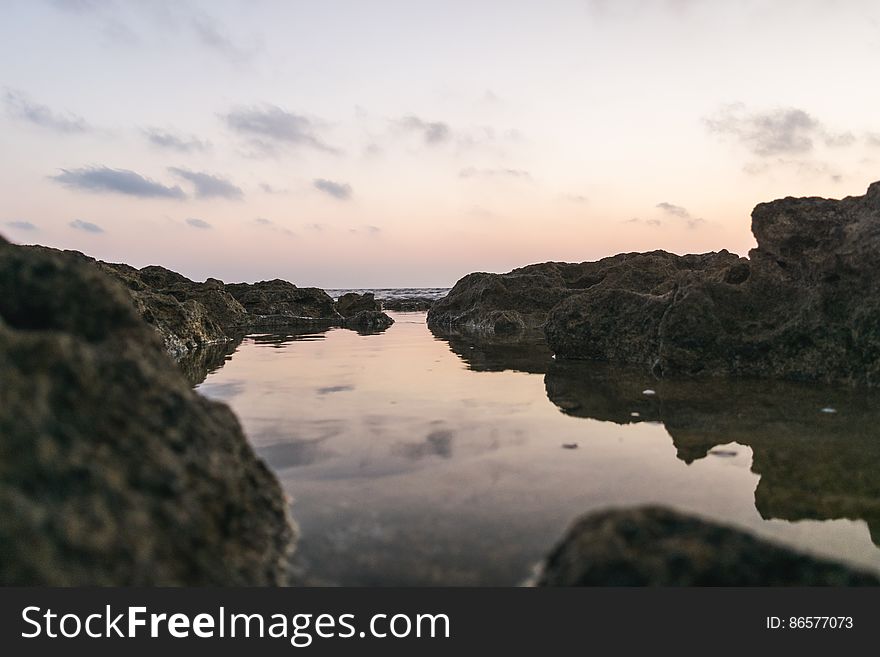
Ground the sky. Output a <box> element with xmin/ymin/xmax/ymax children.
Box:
<box><xmin>1</xmin><ymin>0</ymin><xmax>878</xmax><ymax>287</ymax></box>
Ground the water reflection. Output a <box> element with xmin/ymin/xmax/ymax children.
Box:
<box><xmin>430</xmin><ymin>328</ymin><xmax>553</xmax><ymax>374</ymax></box>
<box><xmin>543</xmin><ymin>361</ymin><xmax>880</xmax><ymax>545</ymax></box>
<box><xmin>192</xmin><ymin>313</ymin><xmax>880</xmax><ymax>584</ymax></box>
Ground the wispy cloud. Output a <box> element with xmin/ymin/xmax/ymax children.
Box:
<box><xmin>185</xmin><ymin>218</ymin><xmax>212</xmax><ymax>229</ymax></box>
<box><xmin>705</xmin><ymin>105</ymin><xmax>821</xmax><ymax>156</ymax></box>
<box><xmin>252</xmin><ymin>216</ymin><xmax>295</xmax><ymax>237</ymax></box>
<box><xmin>313</xmin><ymin>178</ymin><xmax>352</xmax><ymax>200</ymax></box>
<box><xmin>143</xmin><ymin>128</ymin><xmax>210</xmax><ymax>153</ymax></box>
<box><xmin>3</xmin><ymin>88</ymin><xmax>91</xmax><ymax>134</ymax></box>
<box><xmin>656</xmin><ymin>202</ymin><xmax>704</xmax><ymax>229</ymax></box>
<box><xmin>168</xmin><ymin>167</ymin><xmax>243</xmax><ymax>200</ymax></box>
<box><xmin>190</xmin><ymin>13</ymin><xmax>256</xmax><ymax>64</ymax></box>
<box><xmin>224</xmin><ymin>104</ymin><xmax>338</xmax><ymax>155</ymax></box>
<box><xmin>393</xmin><ymin>115</ymin><xmax>451</xmax><ymax>145</ymax></box>
<box><xmin>4</xmin><ymin>220</ymin><xmax>38</xmax><ymax>231</ymax></box>
<box><xmin>69</xmin><ymin>219</ymin><xmax>104</xmax><ymax>233</ymax></box>
<box><xmin>704</xmin><ymin>104</ymin><xmax>859</xmax><ymax>157</ymax></box>
<box><xmin>458</xmin><ymin>167</ymin><xmax>531</xmax><ymax>180</ymax></box>
<box><xmin>51</xmin><ymin>166</ymin><xmax>186</xmax><ymax>199</ymax></box>
<box><xmin>349</xmin><ymin>225</ymin><xmax>382</xmax><ymax>236</ymax></box>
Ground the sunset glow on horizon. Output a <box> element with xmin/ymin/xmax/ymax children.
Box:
<box><xmin>2</xmin><ymin>0</ymin><xmax>878</xmax><ymax>286</ymax></box>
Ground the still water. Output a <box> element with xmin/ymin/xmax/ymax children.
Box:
<box><xmin>190</xmin><ymin>311</ymin><xmax>880</xmax><ymax>585</ymax></box>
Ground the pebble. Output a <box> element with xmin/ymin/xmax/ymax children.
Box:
<box><xmin>642</xmin><ymin>389</ymin><xmax>656</xmax><ymax>396</ymax></box>
<box><xmin>820</xmin><ymin>407</ymin><xmax>837</xmax><ymax>414</ymax></box>
<box><xmin>630</xmin><ymin>412</ymin><xmax>640</xmax><ymax>417</ymax></box>
<box><xmin>562</xmin><ymin>443</ymin><xmax>578</xmax><ymax>449</ymax></box>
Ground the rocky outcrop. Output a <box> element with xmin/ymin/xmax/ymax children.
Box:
<box><xmin>100</xmin><ymin>263</ymin><xmax>249</xmax><ymax>358</ymax></box>
<box><xmin>336</xmin><ymin>292</ymin><xmax>381</xmax><ymax>316</ymax></box>
<box><xmin>0</xmin><ymin>237</ymin><xmax>296</xmax><ymax>585</ymax></box>
<box><xmin>97</xmin><ymin>267</ymin><xmax>393</xmax><ymax>358</ymax></box>
<box><xmin>226</xmin><ymin>279</ymin><xmax>339</xmax><ymax>321</ymax></box>
<box><xmin>433</xmin><ymin>182</ymin><xmax>880</xmax><ymax>385</ymax></box>
<box><xmin>342</xmin><ymin>310</ymin><xmax>395</xmax><ymax>333</ymax></box>
<box><xmin>537</xmin><ymin>507</ymin><xmax>879</xmax><ymax>586</ymax></box>
<box><xmin>381</xmin><ymin>296</ymin><xmax>435</xmax><ymax>311</ymax></box>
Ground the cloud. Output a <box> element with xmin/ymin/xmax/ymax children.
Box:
<box><xmin>394</xmin><ymin>115</ymin><xmax>451</xmax><ymax>145</ymax></box>
<box><xmin>458</xmin><ymin>167</ymin><xmax>531</xmax><ymax>180</ymax></box>
<box><xmin>824</xmin><ymin>132</ymin><xmax>856</xmax><ymax>148</ymax></box>
<box><xmin>144</xmin><ymin>128</ymin><xmax>210</xmax><ymax>153</ymax></box>
<box><xmin>562</xmin><ymin>193</ymin><xmax>589</xmax><ymax>204</ymax></box>
<box><xmin>5</xmin><ymin>220</ymin><xmax>38</xmax><ymax>231</ymax></box>
<box><xmin>624</xmin><ymin>217</ymin><xmax>661</xmax><ymax>227</ymax></box>
<box><xmin>190</xmin><ymin>13</ymin><xmax>255</xmax><ymax>64</ymax></box>
<box><xmin>224</xmin><ymin>104</ymin><xmax>338</xmax><ymax>155</ymax></box>
<box><xmin>51</xmin><ymin>166</ymin><xmax>186</xmax><ymax>199</ymax></box>
<box><xmin>168</xmin><ymin>167</ymin><xmax>243</xmax><ymax>200</ymax></box>
<box><xmin>185</xmin><ymin>218</ymin><xmax>212</xmax><ymax>229</ymax></box>
<box><xmin>742</xmin><ymin>158</ymin><xmax>843</xmax><ymax>183</ymax></box>
<box><xmin>251</xmin><ymin>217</ymin><xmax>295</xmax><ymax>236</ymax></box>
<box><xmin>867</xmin><ymin>133</ymin><xmax>880</xmax><ymax>148</ymax></box>
<box><xmin>705</xmin><ymin>105</ymin><xmax>822</xmax><ymax>156</ymax></box>
<box><xmin>349</xmin><ymin>225</ymin><xmax>382</xmax><ymax>237</ymax></box>
<box><xmin>313</xmin><ymin>178</ymin><xmax>352</xmax><ymax>200</ymax></box>
<box><xmin>259</xmin><ymin>183</ymin><xmax>288</xmax><ymax>194</ymax></box>
<box><xmin>69</xmin><ymin>219</ymin><xmax>104</xmax><ymax>233</ymax></box>
<box><xmin>3</xmin><ymin>89</ymin><xmax>90</xmax><ymax>134</ymax></box>
<box><xmin>656</xmin><ymin>202</ymin><xmax>704</xmax><ymax>229</ymax></box>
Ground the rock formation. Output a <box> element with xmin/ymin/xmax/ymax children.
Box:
<box><xmin>0</xmin><ymin>237</ymin><xmax>296</xmax><ymax>585</ymax></box>
<box><xmin>430</xmin><ymin>182</ymin><xmax>880</xmax><ymax>385</ymax></box>
<box><xmin>335</xmin><ymin>291</ymin><xmax>381</xmax><ymax>317</ymax></box>
<box><xmin>537</xmin><ymin>507</ymin><xmax>879</xmax><ymax>586</ymax></box>
<box><xmin>96</xmin><ymin>266</ymin><xmax>393</xmax><ymax>358</ymax></box>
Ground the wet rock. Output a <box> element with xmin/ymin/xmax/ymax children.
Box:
<box><xmin>0</xmin><ymin>237</ymin><xmax>296</xmax><ymax>585</ymax></box>
<box><xmin>537</xmin><ymin>506</ymin><xmax>879</xmax><ymax>586</ymax></box>
<box><xmin>546</xmin><ymin>183</ymin><xmax>880</xmax><ymax>385</ymax></box>
<box><xmin>342</xmin><ymin>309</ymin><xmax>394</xmax><ymax>333</ymax></box>
<box><xmin>336</xmin><ymin>292</ymin><xmax>381</xmax><ymax>317</ymax></box>
<box><xmin>380</xmin><ymin>297</ymin><xmax>435</xmax><ymax>311</ymax></box>
<box><xmin>100</xmin><ymin>263</ymin><xmax>249</xmax><ymax>358</ymax></box>
<box><xmin>226</xmin><ymin>279</ymin><xmax>339</xmax><ymax>320</ymax></box>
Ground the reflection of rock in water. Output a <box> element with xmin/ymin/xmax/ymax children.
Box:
<box><xmin>545</xmin><ymin>361</ymin><xmax>880</xmax><ymax>545</ymax></box>
<box><xmin>393</xmin><ymin>430</ymin><xmax>455</xmax><ymax>460</ymax></box>
<box><xmin>429</xmin><ymin>325</ymin><xmax>554</xmax><ymax>374</ymax></box>
<box><xmin>178</xmin><ymin>337</ymin><xmax>241</xmax><ymax>386</ymax></box>
<box><xmin>537</xmin><ymin>507</ymin><xmax>879</xmax><ymax>586</ymax></box>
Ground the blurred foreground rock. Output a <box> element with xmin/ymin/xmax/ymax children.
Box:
<box><xmin>0</xmin><ymin>237</ymin><xmax>296</xmax><ymax>585</ymax></box>
<box><xmin>537</xmin><ymin>507</ymin><xmax>879</xmax><ymax>586</ymax></box>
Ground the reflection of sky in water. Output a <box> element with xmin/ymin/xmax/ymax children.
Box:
<box><xmin>196</xmin><ymin>312</ymin><xmax>880</xmax><ymax>585</ymax></box>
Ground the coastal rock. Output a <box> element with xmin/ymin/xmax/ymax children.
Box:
<box><xmin>226</xmin><ymin>279</ymin><xmax>339</xmax><ymax>321</ymax></box>
<box><xmin>434</xmin><ymin>182</ymin><xmax>880</xmax><ymax>385</ymax></box>
<box><xmin>0</xmin><ymin>237</ymin><xmax>296</xmax><ymax>585</ymax></box>
<box><xmin>336</xmin><ymin>292</ymin><xmax>381</xmax><ymax>317</ymax></box>
<box><xmin>381</xmin><ymin>297</ymin><xmax>435</xmax><ymax>311</ymax></box>
<box><xmin>547</xmin><ymin>183</ymin><xmax>880</xmax><ymax>384</ymax></box>
<box><xmin>537</xmin><ymin>506</ymin><xmax>879</xmax><ymax>586</ymax></box>
<box><xmin>100</xmin><ymin>263</ymin><xmax>249</xmax><ymax>358</ymax></box>
<box><xmin>342</xmin><ymin>309</ymin><xmax>395</xmax><ymax>333</ymax></box>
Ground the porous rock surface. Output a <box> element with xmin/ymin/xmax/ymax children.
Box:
<box><xmin>0</xmin><ymin>237</ymin><xmax>296</xmax><ymax>585</ymax></box>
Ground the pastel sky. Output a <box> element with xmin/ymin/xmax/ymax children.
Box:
<box><xmin>1</xmin><ymin>0</ymin><xmax>878</xmax><ymax>286</ymax></box>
